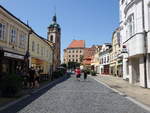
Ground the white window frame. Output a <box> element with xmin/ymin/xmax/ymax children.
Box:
<box><xmin>32</xmin><ymin>41</ymin><xmax>35</xmax><ymax>52</ymax></box>
<box><xmin>126</xmin><ymin>14</ymin><xmax>134</xmax><ymax>38</ymax></box>
<box><xmin>10</xmin><ymin>27</ymin><xmax>17</xmax><ymax>44</ymax></box>
<box><xmin>19</xmin><ymin>32</ymin><xmax>26</xmax><ymax>49</ymax></box>
<box><xmin>0</xmin><ymin>23</ymin><xmax>6</xmax><ymax>41</ymax></box>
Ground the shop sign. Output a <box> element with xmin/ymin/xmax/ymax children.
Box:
<box><xmin>4</xmin><ymin>52</ymin><xmax>24</xmax><ymax>60</ymax></box>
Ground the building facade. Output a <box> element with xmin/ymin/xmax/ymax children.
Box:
<box><xmin>119</xmin><ymin>0</ymin><xmax>150</xmax><ymax>88</ymax></box>
<box><xmin>99</xmin><ymin>44</ymin><xmax>112</xmax><ymax>75</ymax></box>
<box><xmin>0</xmin><ymin>5</ymin><xmax>30</xmax><ymax>74</ymax></box>
<box><xmin>82</xmin><ymin>45</ymin><xmax>96</xmax><ymax>69</ymax></box>
<box><xmin>47</xmin><ymin>15</ymin><xmax>61</xmax><ymax>71</ymax></box>
<box><xmin>110</xmin><ymin>28</ymin><xmax>123</xmax><ymax>77</ymax></box>
<box><xmin>91</xmin><ymin>45</ymin><xmax>102</xmax><ymax>73</ymax></box>
<box><xmin>29</xmin><ymin>32</ymin><xmax>53</xmax><ymax>75</ymax></box>
<box><xmin>63</xmin><ymin>40</ymin><xmax>85</xmax><ymax>64</ymax></box>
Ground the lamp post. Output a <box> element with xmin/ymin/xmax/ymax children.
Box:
<box><xmin>24</xmin><ymin>29</ymin><xmax>32</xmax><ymax>73</ymax></box>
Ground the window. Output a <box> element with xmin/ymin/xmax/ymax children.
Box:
<box><xmin>69</xmin><ymin>55</ymin><xmax>71</xmax><ymax>57</ymax></box>
<box><xmin>76</xmin><ymin>59</ymin><xmax>78</xmax><ymax>62</ymax></box>
<box><xmin>121</xmin><ymin>0</ymin><xmax>125</xmax><ymax>5</ymax></box>
<box><xmin>0</xmin><ymin>23</ymin><xmax>6</xmax><ymax>41</ymax></box>
<box><xmin>10</xmin><ymin>28</ymin><xmax>17</xmax><ymax>43</ymax></box>
<box><xmin>32</xmin><ymin>41</ymin><xmax>35</xmax><ymax>52</ymax></box>
<box><xmin>107</xmin><ymin>56</ymin><xmax>109</xmax><ymax>63</ymax></box>
<box><xmin>19</xmin><ymin>33</ymin><xmax>26</xmax><ymax>49</ymax></box>
<box><xmin>76</xmin><ymin>55</ymin><xmax>78</xmax><ymax>57</ymax></box>
<box><xmin>50</xmin><ymin>35</ymin><xmax>53</xmax><ymax>42</ymax></box>
<box><xmin>127</xmin><ymin>14</ymin><xmax>134</xmax><ymax>37</ymax></box>
<box><xmin>72</xmin><ymin>55</ymin><xmax>74</xmax><ymax>57</ymax></box>
<box><xmin>72</xmin><ymin>50</ymin><xmax>74</xmax><ymax>53</ymax></box>
<box><xmin>76</xmin><ymin>50</ymin><xmax>78</xmax><ymax>53</ymax></box>
<box><xmin>80</xmin><ymin>50</ymin><xmax>82</xmax><ymax>53</ymax></box>
<box><xmin>37</xmin><ymin>44</ymin><xmax>39</xmax><ymax>54</ymax></box>
<box><xmin>148</xmin><ymin>5</ymin><xmax>150</xmax><ymax>29</ymax></box>
<box><xmin>41</xmin><ymin>47</ymin><xmax>43</xmax><ymax>56</ymax></box>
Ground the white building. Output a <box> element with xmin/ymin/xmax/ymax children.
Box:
<box><xmin>99</xmin><ymin>44</ymin><xmax>112</xmax><ymax>75</ymax></box>
<box><xmin>119</xmin><ymin>0</ymin><xmax>150</xmax><ymax>88</ymax></box>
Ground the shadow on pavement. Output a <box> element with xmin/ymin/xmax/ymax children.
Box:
<box><xmin>0</xmin><ymin>74</ymin><xmax>71</xmax><ymax>113</ymax></box>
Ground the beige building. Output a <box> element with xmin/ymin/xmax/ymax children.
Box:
<box><xmin>63</xmin><ymin>40</ymin><xmax>85</xmax><ymax>64</ymax></box>
<box><xmin>0</xmin><ymin>5</ymin><xmax>31</xmax><ymax>74</ymax></box>
<box><xmin>91</xmin><ymin>45</ymin><xmax>102</xmax><ymax>73</ymax></box>
<box><xmin>110</xmin><ymin>28</ymin><xmax>123</xmax><ymax>77</ymax></box>
<box><xmin>29</xmin><ymin>31</ymin><xmax>53</xmax><ymax>75</ymax></box>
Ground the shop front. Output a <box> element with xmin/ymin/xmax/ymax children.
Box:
<box><xmin>117</xmin><ymin>60</ymin><xmax>123</xmax><ymax>77</ymax></box>
<box><xmin>0</xmin><ymin>51</ymin><xmax>25</xmax><ymax>74</ymax></box>
<box><xmin>31</xmin><ymin>57</ymin><xmax>49</xmax><ymax>75</ymax></box>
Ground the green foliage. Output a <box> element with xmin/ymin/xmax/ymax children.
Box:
<box><xmin>60</xmin><ymin>63</ymin><xmax>67</xmax><ymax>68</ymax></box>
<box><xmin>67</xmin><ymin>62</ymin><xmax>80</xmax><ymax>69</ymax></box>
<box><xmin>91</xmin><ymin>70</ymin><xmax>97</xmax><ymax>76</ymax></box>
<box><xmin>52</xmin><ymin>67</ymin><xmax>66</xmax><ymax>79</ymax></box>
<box><xmin>0</xmin><ymin>74</ymin><xmax>23</xmax><ymax>97</ymax></box>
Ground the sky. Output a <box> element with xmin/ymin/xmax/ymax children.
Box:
<box><xmin>0</xmin><ymin>0</ymin><xmax>119</xmax><ymax>58</ymax></box>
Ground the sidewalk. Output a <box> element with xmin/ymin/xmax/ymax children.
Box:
<box><xmin>91</xmin><ymin>74</ymin><xmax>150</xmax><ymax>107</ymax></box>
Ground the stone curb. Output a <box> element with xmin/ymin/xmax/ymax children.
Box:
<box><xmin>0</xmin><ymin>75</ymin><xmax>69</xmax><ymax>112</ymax></box>
<box><xmin>91</xmin><ymin>76</ymin><xmax>150</xmax><ymax>113</ymax></box>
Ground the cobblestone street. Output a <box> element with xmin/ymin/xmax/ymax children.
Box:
<box><xmin>17</xmin><ymin>74</ymin><xmax>149</xmax><ymax>113</ymax></box>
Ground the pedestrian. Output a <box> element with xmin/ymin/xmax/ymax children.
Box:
<box><xmin>35</xmin><ymin>69</ymin><xmax>40</xmax><ymax>88</ymax></box>
<box><xmin>75</xmin><ymin>67</ymin><xmax>81</xmax><ymax>81</ymax></box>
<box><xmin>83</xmin><ymin>69</ymin><xmax>88</xmax><ymax>80</ymax></box>
<box><xmin>29</xmin><ymin>67</ymin><xmax>35</xmax><ymax>88</ymax></box>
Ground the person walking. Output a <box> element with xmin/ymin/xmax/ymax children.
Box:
<box><xmin>75</xmin><ymin>67</ymin><xmax>81</xmax><ymax>81</ymax></box>
<box><xmin>35</xmin><ymin>69</ymin><xmax>40</xmax><ymax>88</ymax></box>
<box><xmin>83</xmin><ymin>70</ymin><xmax>88</xmax><ymax>80</ymax></box>
<box><xmin>29</xmin><ymin>67</ymin><xmax>35</xmax><ymax>88</ymax></box>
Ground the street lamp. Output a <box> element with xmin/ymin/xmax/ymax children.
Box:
<box><xmin>24</xmin><ymin>29</ymin><xmax>32</xmax><ymax>73</ymax></box>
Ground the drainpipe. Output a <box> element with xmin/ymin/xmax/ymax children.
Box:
<box><xmin>142</xmin><ymin>0</ymin><xmax>147</xmax><ymax>88</ymax></box>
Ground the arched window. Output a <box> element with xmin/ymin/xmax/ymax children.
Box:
<box><xmin>50</xmin><ymin>35</ymin><xmax>53</xmax><ymax>42</ymax></box>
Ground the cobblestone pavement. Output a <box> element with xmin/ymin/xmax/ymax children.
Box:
<box><xmin>92</xmin><ymin>75</ymin><xmax>150</xmax><ymax>107</ymax></box>
<box><xmin>18</xmin><ymin>74</ymin><xmax>149</xmax><ymax>113</ymax></box>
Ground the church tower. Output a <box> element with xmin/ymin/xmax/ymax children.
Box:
<box><xmin>47</xmin><ymin>14</ymin><xmax>61</xmax><ymax>70</ymax></box>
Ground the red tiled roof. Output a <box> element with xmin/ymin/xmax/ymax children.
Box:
<box><xmin>68</xmin><ymin>40</ymin><xmax>85</xmax><ymax>48</ymax></box>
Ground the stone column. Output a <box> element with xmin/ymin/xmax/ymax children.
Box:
<box><xmin>139</xmin><ymin>56</ymin><xmax>145</xmax><ymax>87</ymax></box>
<box><xmin>123</xmin><ymin>58</ymin><xmax>127</xmax><ymax>80</ymax></box>
<box><xmin>146</xmin><ymin>54</ymin><xmax>150</xmax><ymax>88</ymax></box>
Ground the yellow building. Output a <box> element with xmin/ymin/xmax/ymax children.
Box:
<box><xmin>0</xmin><ymin>5</ymin><xmax>30</xmax><ymax>74</ymax></box>
<box><xmin>110</xmin><ymin>28</ymin><xmax>123</xmax><ymax>77</ymax></box>
<box><xmin>29</xmin><ymin>31</ymin><xmax>53</xmax><ymax>75</ymax></box>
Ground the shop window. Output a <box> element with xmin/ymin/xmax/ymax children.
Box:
<box><xmin>0</xmin><ymin>23</ymin><xmax>6</xmax><ymax>41</ymax></box>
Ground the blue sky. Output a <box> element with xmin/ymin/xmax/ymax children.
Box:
<box><xmin>0</xmin><ymin>0</ymin><xmax>119</xmax><ymax>57</ymax></box>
